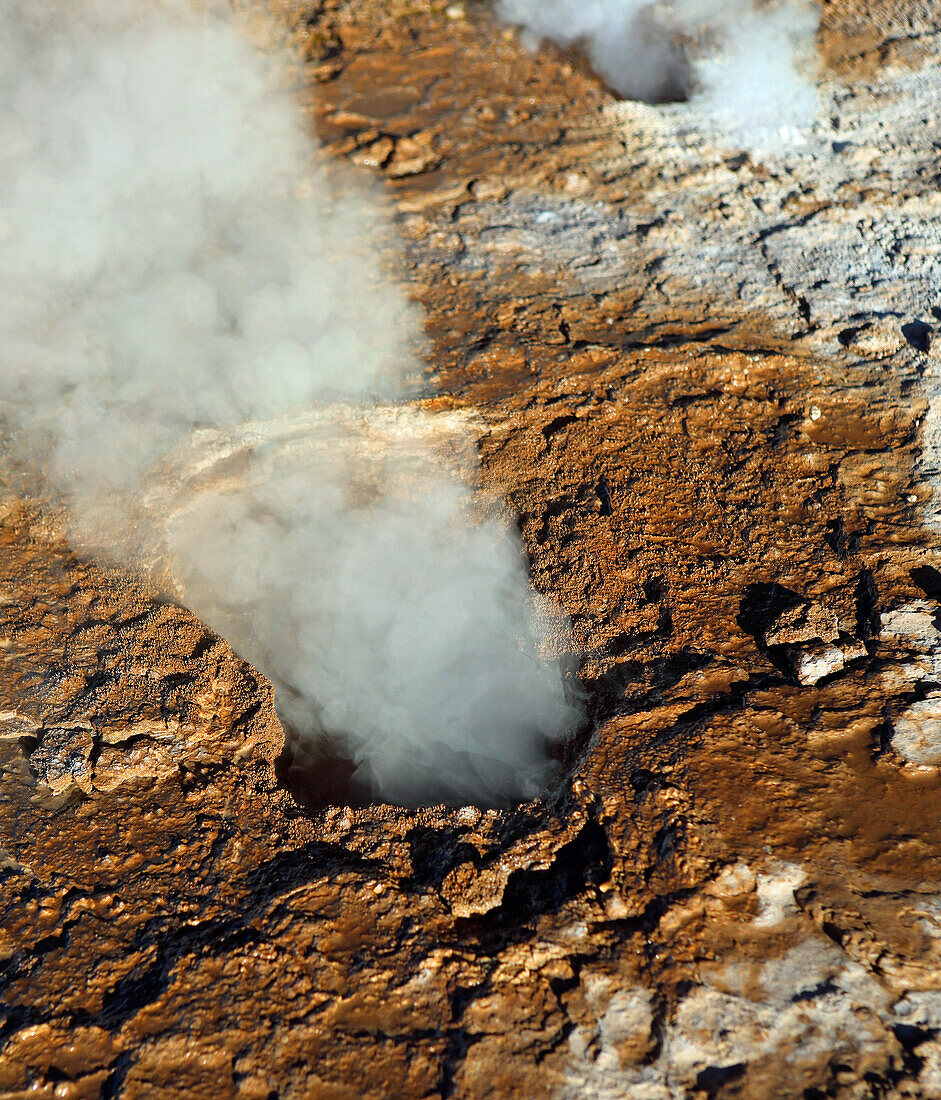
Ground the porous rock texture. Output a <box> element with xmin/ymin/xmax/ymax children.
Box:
<box><xmin>5</xmin><ymin>1</ymin><xmax>941</xmax><ymax>1096</ymax></box>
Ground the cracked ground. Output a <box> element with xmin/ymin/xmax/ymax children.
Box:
<box><xmin>6</xmin><ymin>1</ymin><xmax>941</xmax><ymax>1097</ymax></box>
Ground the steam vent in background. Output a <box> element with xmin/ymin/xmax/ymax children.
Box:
<box><xmin>6</xmin><ymin>0</ymin><xmax>941</xmax><ymax>1096</ymax></box>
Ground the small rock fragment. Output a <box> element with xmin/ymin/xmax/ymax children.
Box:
<box><xmin>357</xmin><ymin>136</ymin><xmax>394</xmax><ymax>168</ymax></box>
<box><xmin>387</xmin><ymin>132</ymin><xmax>439</xmax><ymax>178</ymax></box>
<box><xmin>441</xmin><ymin>861</ymin><xmax>510</xmax><ymax>918</ymax></box>
<box><xmin>891</xmin><ymin>694</ymin><xmax>941</xmax><ymax>767</ymax></box>
<box><xmin>791</xmin><ymin>639</ymin><xmax>868</xmax><ymax>686</ymax></box>
<box><xmin>840</xmin><ymin>321</ymin><xmax>904</xmax><ymax>359</ymax></box>
<box><xmin>763</xmin><ymin>602</ymin><xmax>840</xmax><ymax>647</ymax></box>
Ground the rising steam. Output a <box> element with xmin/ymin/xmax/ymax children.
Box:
<box><xmin>498</xmin><ymin>0</ymin><xmax>819</xmax><ymax>139</ymax></box>
<box><xmin>0</xmin><ymin>0</ymin><xmax>581</xmax><ymax>806</ymax></box>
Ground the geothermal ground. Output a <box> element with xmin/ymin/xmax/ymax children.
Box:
<box><xmin>5</xmin><ymin>0</ymin><xmax>941</xmax><ymax>1096</ymax></box>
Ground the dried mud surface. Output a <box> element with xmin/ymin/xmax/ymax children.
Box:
<box><xmin>5</xmin><ymin>2</ymin><xmax>941</xmax><ymax>1097</ymax></box>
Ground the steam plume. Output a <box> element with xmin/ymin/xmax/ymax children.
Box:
<box><xmin>0</xmin><ymin>0</ymin><xmax>581</xmax><ymax>805</ymax></box>
<box><xmin>498</xmin><ymin>0</ymin><xmax>819</xmax><ymax>140</ymax></box>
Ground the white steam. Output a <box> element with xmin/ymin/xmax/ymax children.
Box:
<box><xmin>498</xmin><ymin>0</ymin><xmax>819</xmax><ymax>140</ymax></box>
<box><xmin>0</xmin><ymin>0</ymin><xmax>581</xmax><ymax>806</ymax></box>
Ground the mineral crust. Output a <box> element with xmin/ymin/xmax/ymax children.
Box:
<box><xmin>5</xmin><ymin>1</ymin><xmax>941</xmax><ymax>1097</ymax></box>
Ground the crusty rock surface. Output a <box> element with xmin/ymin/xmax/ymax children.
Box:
<box><xmin>5</xmin><ymin>1</ymin><xmax>941</xmax><ymax>1097</ymax></box>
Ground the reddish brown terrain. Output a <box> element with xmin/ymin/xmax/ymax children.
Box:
<box><xmin>5</xmin><ymin>1</ymin><xmax>941</xmax><ymax>1096</ymax></box>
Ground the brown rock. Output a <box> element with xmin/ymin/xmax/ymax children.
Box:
<box><xmin>6</xmin><ymin>1</ymin><xmax>941</xmax><ymax>1096</ymax></box>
